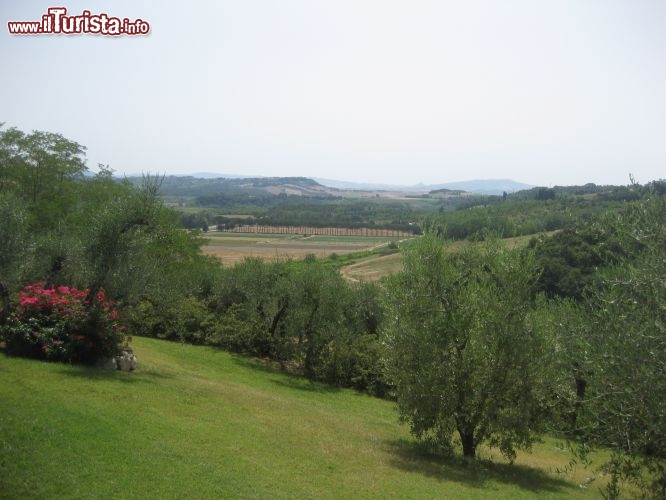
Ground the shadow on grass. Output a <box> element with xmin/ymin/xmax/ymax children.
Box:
<box><xmin>385</xmin><ymin>438</ymin><xmax>577</xmax><ymax>494</ymax></box>
<box><xmin>229</xmin><ymin>353</ymin><xmax>283</xmax><ymax>374</ymax></box>
<box><xmin>0</xmin><ymin>347</ymin><xmax>173</xmax><ymax>383</ymax></box>
<box><xmin>271</xmin><ymin>377</ymin><xmax>341</xmax><ymax>394</ymax></box>
<box><xmin>230</xmin><ymin>354</ymin><xmax>341</xmax><ymax>394</ymax></box>
<box><xmin>57</xmin><ymin>363</ymin><xmax>173</xmax><ymax>384</ymax></box>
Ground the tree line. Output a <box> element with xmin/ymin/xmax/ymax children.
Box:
<box><xmin>422</xmin><ymin>181</ymin><xmax>660</xmax><ymax>242</ymax></box>
<box><xmin>218</xmin><ymin>225</ymin><xmax>412</xmax><ymax>237</ymax></box>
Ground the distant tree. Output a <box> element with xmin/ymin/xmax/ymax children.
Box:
<box><xmin>535</xmin><ymin>187</ymin><xmax>556</xmax><ymax>201</ymax></box>
<box><xmin>95</xmin><ymin>163</ymin><xmax>115</xmax><ymax>179</ymax></box>
<box><xmin>648</xmin><ymin>179</ymin><xmax>666</xmax><ymax>196</ymax></box>
<box><xmin>529</xmin><ymin>223</ymin><xmax>631</xmax><ymax>300</ymax></box>
<box><xmin>0</xmin><ymin>125</ymin><xmax>87</xmax><ymax>204</ymax></box>
<box><xmin>383</xmin><ymin>233</ymin><xmax>545</xmax><ymax>460</ymax></box>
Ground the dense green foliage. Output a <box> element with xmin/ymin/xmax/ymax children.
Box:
<box><xmin>528</xmin><ymin>223</ymin><xmax>632</xmax><ymax>299</ymax></box>
<box><xmin>184</xmin><ymin>197</ymin><xmax>424</xmax><ymax>233</ymax></box>
<box><xmin>232</xmin><ymin>199</ymin><xmax>422</xmax><ymax>232</ymax></box>
<box><xmin>424</xmin><ymin>196</ymin><xmax>634</xmax><ymax>241</ymax></box>
<box><xmin>542</xmin><ymin>193</ymin><xmax>666</xmax><ymax>498</ymax></box>
<box><xmin>383</xmin><ymin>234</ymin><xmax>547</xmax><ymax>460</ymax></box>
<box><xmin>521</xmin><ymin>189</ymin><xmax>665</xmax><ymax>498</ymax></box>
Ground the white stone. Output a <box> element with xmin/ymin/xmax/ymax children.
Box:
<box><xmin>116</xmin><ymin>351</ymin><xmax>137</xmax><ymax>371</ymax></box>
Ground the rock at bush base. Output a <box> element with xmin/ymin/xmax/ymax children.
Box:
<box><xmin>116</xmin><ymin>349</ymin><xmax>137</xmax><ymax>371</ymax></box>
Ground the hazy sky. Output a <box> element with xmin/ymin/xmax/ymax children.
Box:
<box><xmin>1</xmin><ymin>1</ymin><xmax>664</xmax><ymax>186</ymax></box>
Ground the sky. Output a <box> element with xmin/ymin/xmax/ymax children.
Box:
<box><xmin>1</xmin><ymin>0</ymin><xmax>665</xmax><ymax>187</ymax></box>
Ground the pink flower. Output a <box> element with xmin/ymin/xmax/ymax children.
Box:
<box><xmin>19</xmin><ymin>296</ymin><xmax>38</xmax><ymax>306</ymax></box>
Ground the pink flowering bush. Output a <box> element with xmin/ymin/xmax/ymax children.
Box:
<box><xmin>1</xmin><ymin>282</ymin><xmax>128</xmax><ymax>364</ymax></box>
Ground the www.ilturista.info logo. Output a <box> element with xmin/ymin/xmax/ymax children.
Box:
<box><xmin>7</xmin><ymin>7</ymin><xmax>150</xmax><ymax>36</ymax></box>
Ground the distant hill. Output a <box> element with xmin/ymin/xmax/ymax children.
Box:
<box><xmin>124</xmin><ymin>175</ymin><xmax>344</xmax><ymax>198</ymax></box>
<box><xmin>189</xmin><ymin>172</ymin><xmax>259</xmax><ymax>179</ymax></box>
<box><xmin>124</xmin><ymin>174</ymin><xmax>434</xmax><ymax>200</ymax></box>
<box><xmin>428</xmin><ymin>188</ymin><xmax>467</xmax><ymax>197</ymax></box>
<box><xmin>315</xmin><ymin>177</ymin><xmax>533</xmax><ymax>195</ymax></box>
<box><xmin>312</xmin><ymin>178</ymin><xmax>417</xmax><ymax>192</ymax></box>
<box><xmin>123</xmin><ymin>174</ymin><xmax>532</xmax><ymax>198</ymax></box>
<box><xmin>431</xmin><ymin>179</ymin><xmax>534</xmax><ymax>195</ymax></box>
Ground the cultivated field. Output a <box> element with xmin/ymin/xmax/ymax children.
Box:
<box><xmin>202</xmin><ymin>232</ymin><xmax>402</xmax><ymax>266</ymax></box>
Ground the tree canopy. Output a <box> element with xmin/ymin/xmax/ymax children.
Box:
<box><xmin>383</xmin><ymin>233</ymin><xmax>546</xmax><ymax>460</ymax></box>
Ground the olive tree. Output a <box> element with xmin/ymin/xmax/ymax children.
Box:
<box><xmin>575</xmin><ymin>193</ymin><xmax>665</xmax><ymax>498</ymax></box>
<box><xmin>382</xmin><ymin>233</ymin><xmax>546</xmax><ymax>460</ymax></box>
<box><xmin>532</xmin><ymin>191</ymin><xmax>665</xmax><ymax>498</ymax></box>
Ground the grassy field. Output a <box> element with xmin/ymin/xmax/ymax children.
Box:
<box><xmin>340</xmin><ymin>252</ymin><xmax>405</xmax><ymax>282</ymax></box>
<box><xmin>201</xmin><ymin>232</ymin><xmax>402</xmax><ymax>266</ymax></box>
<box><xmin>0</xmin><ymin>337</ymin><xmax>610</xmax><ymax>499</ymax></box>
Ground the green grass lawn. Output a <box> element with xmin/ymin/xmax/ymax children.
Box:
<box><xmin>1</xmin><ymin>337</ymin><xmax>606</xmax><ymax>499</ymax></box>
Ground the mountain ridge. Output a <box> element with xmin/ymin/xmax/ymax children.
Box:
<box><xmin>313</xmin><ymin>177</ymin><xmax>534</xmax><ymax>195</ymax></box>
<box><xmin>134</xmin><ymin>172</ymin><xmax>534</xmax><ymax>196</ymax></box>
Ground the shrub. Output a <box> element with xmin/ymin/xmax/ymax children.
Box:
<box><xmin>128</xmin><ymin>296</ymin><xmax>217</xmax><ymax>345</ymax></box>
<box><xmin>320</xmin><ymin>334</ymin><xmax>389</xmax><ymax>397</ymax></box>
<box><xmin>1</xmin><ymin>282</ymin><xmax>127</xmax><ymax>364</ymax></box>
